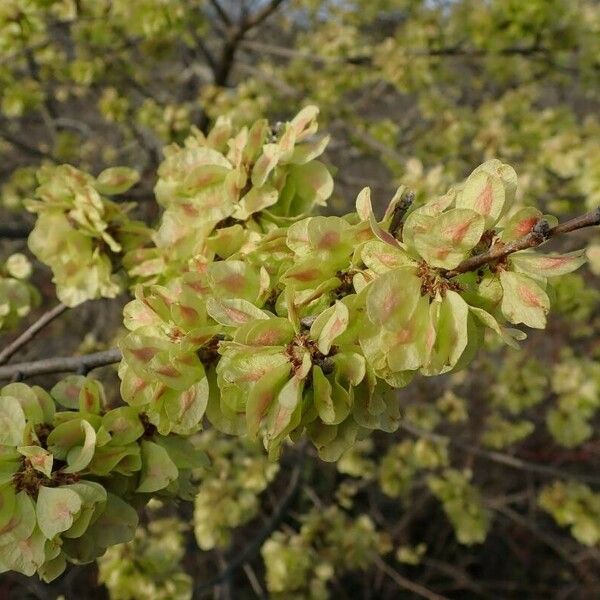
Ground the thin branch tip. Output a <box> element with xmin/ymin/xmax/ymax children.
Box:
<box><xmin>533</xmin><ymin>218</ymin><xmax>551</xmax><ymax>239</ymax></box>
<box><xmin>445</xmin><ymin>207</ymin><xmax>600</xmax><ymax>278</ymax></box>
<box><xmin>0</xmin><ymin>348</ymin><xmax>122</xmax><ymax>381</ymax></box>
<box><xmin>0</xmin><ymin>303</ymin><xmax>68</xmax><ymax>365</ymax></box>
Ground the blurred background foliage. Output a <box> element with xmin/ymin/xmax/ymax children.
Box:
<box><xmin>1</xmin><ymin>0</ymin><xmax>599</xmax><ymax>598</ymax></box>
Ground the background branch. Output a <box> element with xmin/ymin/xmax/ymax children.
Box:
<box><xmin>208</xmin><ymin>0</ymin><xmax>233</xmax><ymax>27</ymax></box>
<box><xmin>199</xmin><ymin>0</ymin><xmax>287</xmax><ymax>131</ymax></box>
<box><xmin>193</xmin><ymin>457</ymin><xmax>303</xmax><ymax>597</ymax></box>
<box><xmin>0</xmin><ymin>348</ymin><xmax>122</xmax><ymax>381</ymax></box>
<box><xmin>444</xmin><ymin>208</ymin><xmax>600</xmax><ymax>278</ymax></box>
<box><xmin>400</xmin><ymin>422</ymin><xmax>600</xmax><ymax>486</ymax></box>
<box><xmin>0</xmin><ymin>303</ymin><xmax>67</xmax><ymax>365</ymax></box>
<box><xmin>373</xmin><ymin>554</ymin><xmax>449</xmax><ymax>600</ymax></box>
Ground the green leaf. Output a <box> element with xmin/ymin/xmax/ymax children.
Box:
<box><xmin>51</xmin><ymin>375</ymin><xmax>87</xmax><ymax>410</ymax></box>
<box><xmin>206</xmin><ymin>297</ymin><xmax>269</xmax><ymax>327</ymax></box>
<box><xmin>234</xmin><ymin>185</ymin><xmax>279</xmax><ymax>220</ymax></box>
<box><xmin>47</xmin><ymin>418</ymin><xmax>97</xmax><ymax>472</ymax></box>
<box><xmin>207</xmin><ymin>260</ymin><xmax>261</xmax><ymax>301</ymax></box>
<box><xmin>501</xmin><ymin>207</ymin><xmax>542</xmax><ymax>241</ymax></box>
<box><xmin>413</xmin><ymin>208</ymin><xmax>485</xmax><ymax>269</ymax></box>
<box><xmin>500</xmin><ymin>271</ymin><xmax>550</xmax><ymax>329</ymax></box>
<box><xmin>153</xmin><ymin>436</ymin><xmax>208</xmax><ymax>470</ymax></box>
<box><xmin>355</xmin><ymin>187</ymin><xmax>402</xmax><ymax>248</ymax></box>
<box><xmin>163</xmin><ymin>378</ymin><xmax>210</xmax><ymax>435</ymax></box>
<box><xmin>311</xmin><ymin>300</ymin><xmax>349</xmax><ymax>354</ymax></box>
<box><xmin>95</xmin><ymin>167</ymin><xmax>140</xmax><ymax>194</ymax></box>
<box><xmin>101</xmin><ymin>406</ymin><xmax>144</xmax><ymax>446</ymax></box>
<box><xmin>267</xmin><ymin>376</ymin><xmax>303</xmax><ymax>442</ymax></box>
<box><xmin>0</xmin><ymin>396</ymin><xmax>26</xmax><ymax>446</ymax></box>
<box><xmin>510</xmin><ymin>250</ymin><xmax>586</xmax><ymax>278</ymax></box>
<box><xmin>0</xmin><ymin>491</ymin><xmax>35</xmax><ymax>543</ymax></box>
<box><xmin>87</xmin><ymin>444</ymin><xmax>141</xmax><ymax>476</ymax></box>
<box><xmin>252</xmin><ymin>144</ymin><xmax>281</xmax><ymax>188</ymax></box>
<box><xmin>182</xmin><ymin>164</ymin><xmax>229</xmax><ymax>193</ymax></box>
<box><xmin>423</xmin><ymin>291</ymin><xmax>469</xmax><ymax>375</ymax></box>
<box><xmin>1</xmin><ymin>383</ymin><xmax>45</xmax><ymax>425</ymax></box>
<box><xmin>136</xmin><ymin>440</ymin><xmax>179</xmax><ymax>493</ymax></box>
<box><xmin>0</xmin><ymin>485</ymin><xmax>17</xmax><ymax>531</ymax></box>
<box><xmin>385</xmin><ymin>295</ymin><xmax>434</xmax><ymax>372</ymax></box>
<box><xmin>77</xmin><ymin>379</ymin><xmax>105</xmax><ymax>414</ymax></box>
<box><xmin>246</xmin><ymin>363</ymin><xmax>291</xmax><ymax>437</ymax></box>
<box><xmin>290</xmin><ymin>105</ymin><xmax>319</xmax><ymax>139</ymax></box>
<box><xmin>87</xmin><ymin>493</ymin><xmax>138</xmax><ymax>548</ymax></box>
<box><xmin>457</xmin><ymin>160</ymin><xmax>517</xmax><ymax>226</ymax></box>
<box><xmin>234</xmin><ymin>317</ymin><xmax>295</xmax><ymax>347</ymax></box>
<box><xmin>361</xmin><ymin>240</ymin><xmax>414</xmax><ymax>274</ymax></box>
<box><xmin>38</xmin><ymin>553</ymin><xmax>67</xmax><ymax>582</ymax></box>
<box><xmin>366</xmin><ymin>268</ymin><xmax>421</xmax><ymax>331</ymax></box>
<box><xmin>36</xmin><ymin>486</ymin><xmax>82</xmax><ymax>540</ymax></box>
<box><xmin>0</xmin><ymin>461</ymin><xmax>20</xmax><ymax>486</ymax></box>
<box><xmin>64</xmin><ymin>420</ymin><xmax>97</xmax><ymax>473</ymax></box>
<box><xmin>0</xmin><ymin>526</ymin><xmax>46</xmax><ymax>576</ymax></box>
<box><xmin>17</xmin><ymin>446</ymin><xmax>53</xmax><ymax>477</ymax></box>
<box><xmin>313</xmin><ymin>366</ymin><xmax>350</xmax><ymax>425</ymax></box>
<box><xmin>289</xmin><ymin>161</ymin><xmax>333</xmax><ymax>206</ymax></box>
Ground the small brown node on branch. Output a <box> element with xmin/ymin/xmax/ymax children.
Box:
<box><xmin>418</xmin><ymin>261</ymin><xmax>462</xmax><ymax>298</ymax></box>
<box><xmin>140</xmin><ymin>413</ymin><xmax>158</xmax><ymax>438</ymax></box>
<box><xmin>13</xmin><ymin>458</ymin><xmax>80</xmax><ymax>497</ymax></box>
<box><xmin>334</xmin><ymin>270</ymin><xmax>356</xmax><ymax>299</ymax></box>
<box><xmin>532</xmin><ymin>218</ymin><xmax>551</xmax><ymax>240</ymax></box>
<box><xmin>34</xmin><ymin>423</ymin><xmax>52</xmax><ymax>448</ymax></box>
<box><xmin>477</xmin><ymin>229</ymin><xmax>497</xmax><ymax>251</ymax></box>
<box><xmin>285</xmin><ymin>332</ymin><xmax>336</xmax><ymax>375</ymax></box>
<box><xmin>197</xmin><ymin>335</ymin><xmax>223</xmax><ymax>367</ymax></box>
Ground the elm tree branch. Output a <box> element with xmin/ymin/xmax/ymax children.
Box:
<box><xmin>239</xmin><ymin>41</ymin><xmax>555</xmax><ymax>67</ymax></box>
<box><xmin>193</xmin><ymin>457</ymin><xmax>303</xmax><ymax>597</ymax></box>
<box><xmin>400</xmin><ymin>422</ymin><xmax>600</xmax><ymax>486</ymax></box>
<box><xmin>373</xmin><ymin>554</ymin><xmax>450</xmax><ymax>600</ymax></box>
<box><xmin>212</xmin><ymin>0</ymin><xmax>288</xmax><ymax>87</ymax></box>
<box><xmin>208</xmin><ymin>0</ymin><xmax>233</xmax><ymax>27</ymax></box>
<box><xmin>0</xmin><ymin>303</ymin><xmax>68</xmax><ymax>365</ymax></box>
<box><xmin>241</xmin><ymin>0</ymin><xmax>287</xmax><ymax>32</ymax></box>
<box><xmin>0</xmin><ymin>348</ymin><xmax>122</xmax><ymax>381</ymax></box>
<box><xmin>202</xmin><ymin>0</ymin><xmax>285</xmax><ymax>99</ymax></box>
<box><xmin>199</xmin><ymin>0</ymin><xmax>288</xmax><ymax>132</ymax></box>
<box><xmin>0</xmin><ymin>129</ymin><xmax>58</xmax><ymax>162</ymax></box>
<box><xmin>194</xmin><ymin>36</ymin><xmax>218</xmax><ymax>73</ymax></box>
<box><xmin>444</xmin><ymin>207</ymin><xmax>600</xmax><ymax>278</ymax></box>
